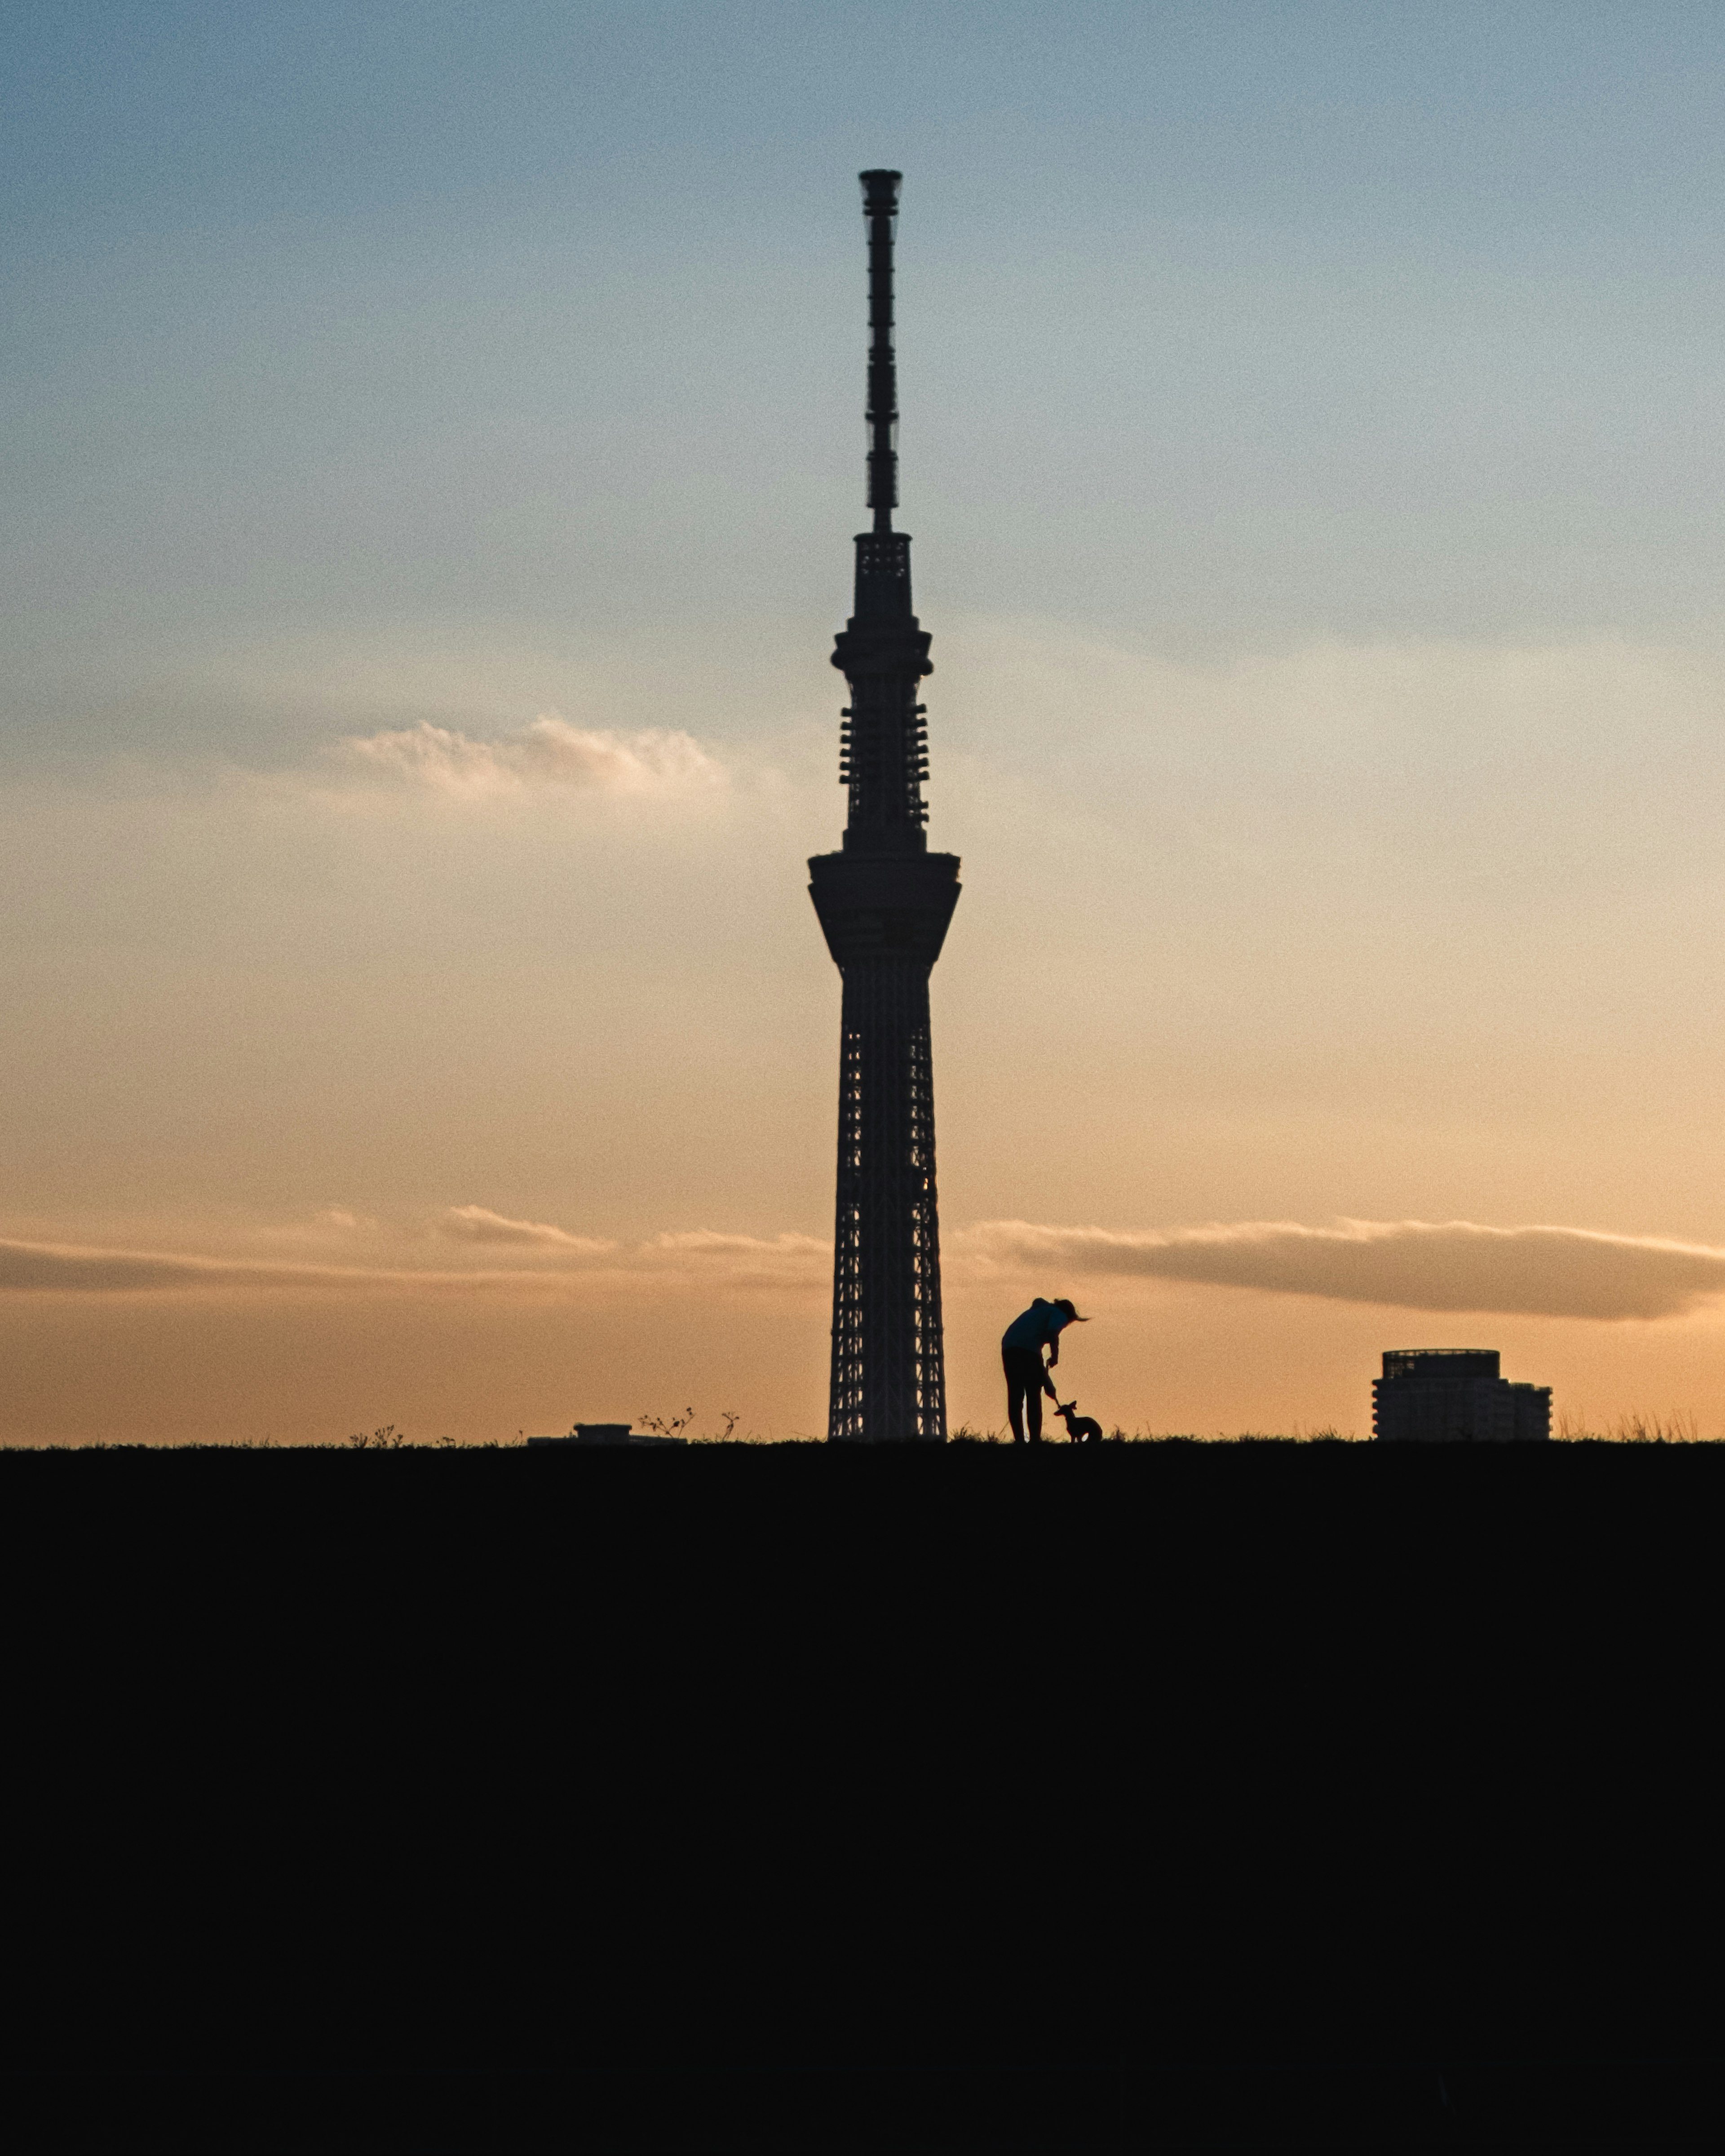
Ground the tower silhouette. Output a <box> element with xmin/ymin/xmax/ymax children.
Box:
<box><xmin>809</xmin><ymin>170</ymin><xmax>961</xmax><ymax>1443</ymax></box>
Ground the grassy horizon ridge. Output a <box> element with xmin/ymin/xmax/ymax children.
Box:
<box><xmin>4</xmin><ymin>1427</ymin><xmax>1720</xmax><ymax>1451</ymax></box>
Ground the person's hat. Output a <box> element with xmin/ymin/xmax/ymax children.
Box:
<box><xmin>1053</xmin><ymin>1299</ymin><xmax>1089</xmax><ymax>1322</ymax></box>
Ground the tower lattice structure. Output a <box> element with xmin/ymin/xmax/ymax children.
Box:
<box><xmin>809</xmin><ymin>170</ymin><xmax>960</xmax><ymax>1443</ymax></box>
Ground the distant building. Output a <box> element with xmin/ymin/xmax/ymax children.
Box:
<box><xmin>526</xmin><ymin>1425</ymin><xmax>687</xmax><ymax>1448</ymax></box>
<box><xmin>1372</xmin><ymin>1351</ymin><xmax>1551</xmax><ymax>1442</ymax></box>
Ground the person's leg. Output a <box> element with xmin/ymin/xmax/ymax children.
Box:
<box><xmin>1026</xmin><ymin>1370</ymin><xmax>1045</xmax><ymax>1445</ymax></box>
<box><xmin>1003</xmin><ymin>1350</ymin><xmax>1027</xmax><ymax>1442</ymax></box>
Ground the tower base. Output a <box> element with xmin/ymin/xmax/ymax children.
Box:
<box><xmin>827</xmin><ymin>957</ymin><xmax>946</xmax><ymax>1442</ymax></box>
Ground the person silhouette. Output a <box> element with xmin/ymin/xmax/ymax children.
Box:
<box><xmin>1000</xmin><ymin>1298</ymin><xmax>1088</xmax><ymax>1444</ymax></box>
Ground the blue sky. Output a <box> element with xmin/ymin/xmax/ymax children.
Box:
<box><xmin>13</xmin><ymin>0</ymin><xmax>1725</xmax><ymax>742</ymax></box>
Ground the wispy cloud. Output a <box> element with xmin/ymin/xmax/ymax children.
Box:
<box><xmin>438</xmin><ymin>1205</ymin><xmax>613</xmax><ymax>1251</ymax></box>
<box><xmin>0</xmin><ymin>1234</ymin><xmax>582</xmax><ymax>1295</ymax></box>
<box><xmin>0</xmin><ymin>1224</ymin><xmax>828</xmax><ymax>1298</ymax></box>
<box><xmin>641</xmin><ymin>1229</ymin><xmax>830</xmax><ymax>1288</ymax></box>
<box><xmin>0</xmin><ymin>1241</ymin><xmax>252</xmax><ymax>1294</ymax></box>
<box><xmin>337</xmin><ymin>713</ymin><xmax>726</xmax><ymax>800</ymax></box>
<box><xmin>11</xmin><ymin>1215</ymin><xmax>1723</xmax><ymax>1321</ymax></box>
<box><xmin>955</xmin><ymin>1218</ymin><xmax>1725</xmax><ymax>1321</ymax></box>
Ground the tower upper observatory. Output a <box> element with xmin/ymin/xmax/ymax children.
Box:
<box><xmin>808</xmin><ymin>171</ymin><xmax>961</xmax><ymax>1442</ymax></box>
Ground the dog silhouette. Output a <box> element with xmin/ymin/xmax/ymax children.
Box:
<box><xmin>1053</xmin><ymin>1400</ymin><xmax>1104</xmax><ymax>1445</ymax></box>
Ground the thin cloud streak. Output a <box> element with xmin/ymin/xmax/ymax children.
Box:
<box><xmin>438</xmin><ymin>1206</ymin><xmax>612</xmax><ymax>1250</ymax></box>
<box><xmin>0</xmin><ymin>1241</ymin><xmax>252</xmax><ymax>1294</ymax></box>
<box><xmin>337</xmin><ymin>714</ymin><xmax>725</xmax><ymax>800</ymax></box>
<box><xmin>641</xmin><ymin>1229</ymin><xmax>831</xmax><ymax>1291</ymax></box>
<box><xmin>957</xmin><ymin>1219</ymin><xmax>1725</xmax><ymax>1321</ymax></box>
<box><xmin>0</xmin><ymin>1228</ymin><xmax>829</xmax><ymax>1298</ymax></box>
<box><xmin>9</xmin><ymin>1217</ymin><xmax>1725</xmax><ymax>1321</ymax></box>
<box><xmin>0</xmin><ymin>1237</ymin><xmax>580</xmax><ymax>1295</ymax></box>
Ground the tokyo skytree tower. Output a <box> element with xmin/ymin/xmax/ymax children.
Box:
<box><xmin>808</xmin><ymin>172</ymin><xmax>961</xmax><ymax>1442</ymax></box>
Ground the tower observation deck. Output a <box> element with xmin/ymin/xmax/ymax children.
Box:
<box><xmin>808</xmin><ymin>170</ymin><xmax>960</xmax><ymax>1441</ymax></box>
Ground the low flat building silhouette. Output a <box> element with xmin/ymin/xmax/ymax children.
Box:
<box><xmin>526</xmin><ymin>1425</ymin><xmax>687</xmax><ymax>1448</ymax></box>
<box><xmin>1372</xmin><ymin>1351</ymin><xmax>1551</xmax><ymax>1442</ymax></box>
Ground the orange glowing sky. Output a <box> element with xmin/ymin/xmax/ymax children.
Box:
<box><xmin>10</xmin><ymin>5</ymin><xmax>1725</xmax><ymax>1441</ymax></box>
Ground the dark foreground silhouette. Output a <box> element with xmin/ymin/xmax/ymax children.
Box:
<box><xmin>7</xmin><ymin>1444</ymin><xmax>1714</xmax><ymax>2153</ymax></box>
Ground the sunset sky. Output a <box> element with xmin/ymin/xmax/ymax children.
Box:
<box><xmin>11</xmin><ymin>2</ymin><xmax>1725</xmax><ymax>1440</ymax></box>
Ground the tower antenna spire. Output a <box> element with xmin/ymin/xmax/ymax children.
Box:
<box><xmin>860</xmin><ymin>168</ymin><xmax>900</xmax><ymax>535</ymax></box>
<box><xmin>808</xmin><ymin>171</ymin><xmax>962</xmax><ymax>1442</ymax></box>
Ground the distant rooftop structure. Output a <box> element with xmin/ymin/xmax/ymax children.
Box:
<box><xmin>1372</xmin><ymin>1350</ymin><xmax>1552</xmax><ymax>1443</ymax></box>
<box><xmin>526</xmin><ymin>1425</ymin><xmax>686</xmax><ymax>1448</ymax></box>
